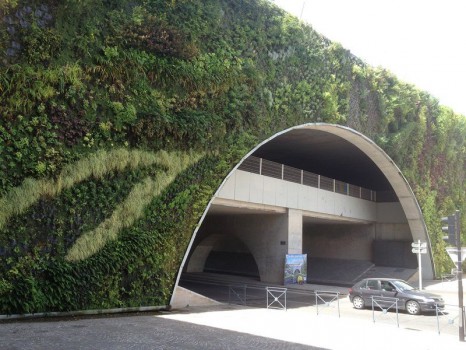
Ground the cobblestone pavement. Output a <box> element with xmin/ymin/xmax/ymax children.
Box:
<box><xmin>0</xmin><ymin>312</ymin><xmax>322</xmax><ymax>350</ymax></box>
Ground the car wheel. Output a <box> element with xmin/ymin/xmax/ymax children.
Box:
<box><xmin>352</xmin><ymin>296</ymin><xmax>365</xmax><ymax>309</ymax></box>
<box><xmin>406</xmin><ymin>300</ymin><xmax>421</xmax><ymax>315</ymax></box>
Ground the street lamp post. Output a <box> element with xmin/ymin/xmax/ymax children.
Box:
<box><xmin>455</xmin><ymin>211</ymin><xmax>464</xmax><ymax>342</ymax></box>
<box><xmin>443</xmin><ymin>210</ymin><xmax>464</xmax><ymax>342</ymax></box>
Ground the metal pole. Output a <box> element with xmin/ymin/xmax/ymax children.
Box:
<box><xmin>455</xmin><ymin>210</ymin><xmax>464</xmax><ymax>342</ymax></box>
<box><xmin>418</xmin><ymin>239</ymin><xmax>423</xmax><ymax>290</ymax></box>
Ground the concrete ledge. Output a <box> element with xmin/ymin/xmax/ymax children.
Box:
<box><xmin>171</xmin><ymin>286</ymin><xmax>221</xmax><ymax>310</ymax></box>
<box><xmin>0</xmin><ymin>305</ymin><xmax>168</xmax><ymax>321</ymax></box>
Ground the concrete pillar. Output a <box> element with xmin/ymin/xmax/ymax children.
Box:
<box><xmin>287</xmin><ymin>209</ymin><xmax>303</xmax><ymax>254</ymax></box>
<box><xmin>236</xmin><ymin>214</ymin><xmax>288</xmax><ymax>284</ymax></box>
<box><xmin>186</xmin><ymin>210</ymin><xmax>304</xmax><ymax>284</ymax></box>
<box><xmin>240</xmin><ymin>209</ymin><xmax>302</xmax><ymax>284</ymax></box>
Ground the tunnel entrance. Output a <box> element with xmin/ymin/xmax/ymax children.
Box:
<box><xmin>173</xmin><ymin>124</ymin><xmax>433</xmax><ymax>306</ymax></box>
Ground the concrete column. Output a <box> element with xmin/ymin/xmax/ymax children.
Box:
<box><xmin>236</xmin><ymin>214</ymin><xmax>288</xmax><ymax>284</ymax></box>
<box><xmin>287</xmin><ymin>209</ymin><xmax>303</xmax><ymax>254</ymax></box>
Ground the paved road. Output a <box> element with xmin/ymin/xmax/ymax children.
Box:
<box><xmin>180</xmin><ymin>278</ymin><xmax>463</xmax><ymax>337</ymax></box>
<box><xmin>0</xmin><ymin>312</ymin><xmax>322</xmax><ymax>350</ymax></box>
<box><xmin>1</xmin><ymin>278</ymin><xmax>464</xmax><ymax>349</ymax></box>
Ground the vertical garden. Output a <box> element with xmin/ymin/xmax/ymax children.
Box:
<box><xmin>1</xmin><ymin>0</ymin><xmax>465</xmax><ymax>314</ymax></box>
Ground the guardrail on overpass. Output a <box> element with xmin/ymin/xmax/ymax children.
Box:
<box><xmin>238</xmin><ymin>156</ymin><xmax>376</xmax><ymax>202</ymax></box>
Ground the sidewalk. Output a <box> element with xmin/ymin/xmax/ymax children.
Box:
<box><xmin>161</xmin><ymin>303</ymin><xmax>464</xmax><ymax>350</ymax></box>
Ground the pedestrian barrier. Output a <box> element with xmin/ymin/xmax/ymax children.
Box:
<box><xmin>266</xmin><ymin>287</ymin><xmax>287</xmax><ymax>311</ymax></box>
<box><xmin>371</xmin><ymin>296</ymin><xmax>399</xmax><ymax>327</ymax></box>
<box><xmin>314</xmin><ymin>291</ymin><xmax>340</xmax><ymax>317</ymax></box>
<box><xmin>435</xmin><ymin>304</ymin><xmax>464</xmax><ymax>335</ymax></box>
<box><xmin>229</xmin><ymin>284</ymin><xmax>247</xmax><ymax>305</ymax></box>
<box><xmin>180</xmin><ymin>275</ymin><xmax>463</xmax><ymax>339</ymax></box>
<box><xmin>441</xmin><ymin>274</ymin><xmax>456</xmax><ymax>282</ymax></box>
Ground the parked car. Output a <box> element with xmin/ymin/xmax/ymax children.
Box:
<box><xmin>348</xmin><ymin>278</ymin><xmax>445</xmax><ymax>315</ymax></box>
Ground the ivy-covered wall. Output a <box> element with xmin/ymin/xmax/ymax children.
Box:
<box><xmin>0</xmin><ymin>0</ymin><xmax>465</xmax><ymax>314</ymax></box>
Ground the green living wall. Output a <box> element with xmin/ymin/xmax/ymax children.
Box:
<box><xmin>0</xmin><ymin>0</ymin><xmax>465</xmax><ymax>314</ymax></box>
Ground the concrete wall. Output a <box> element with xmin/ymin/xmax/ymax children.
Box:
<box><xmin>217</xmin><ymin>170</ymin><xmax>377</xmax><ymax>222</ymax></box>
<box><xmin>303</xmin><ymin>224</ymin><xmax>375</xmax><ymax>261</ymax></box>
<box><xmin>302</xmin><ymin>203</ymin><xmax>411</xmax><ymax>263</ymax></box>
<box><xmin>375</xmin><ymin>202</ymin><xmax>411</xmax><ymax>241</ymax></box>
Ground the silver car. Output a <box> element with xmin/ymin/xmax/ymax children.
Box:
<box><xmin>348</xmin><ymin>278</ymin><xmax>445</xmax><ymax>315</ymax></box>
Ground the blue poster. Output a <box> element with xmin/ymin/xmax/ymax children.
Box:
<box><xmin>284</xmin><ymin>254</ymin><xmax>307</xmax><ymax>285</ymax></box>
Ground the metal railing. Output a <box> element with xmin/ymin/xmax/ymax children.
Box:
<box><xmin>266</xmin><ymin>287</ymin><xmax>287</xmax><ymax>311</ymax></box>
<box><xmin>436</xmin><ymin>304</ymin><xmax>465</xmax><ymax>336</ymax></box>
<box><xmin>315</xmin><ymin>291</ymin><xmax>341</xmax><ymax>317</ymax></box>
<box><xmin>238</xmin><ymin>156</ymin><xmax>376</xmax><ymax>201</ymax></box>
<box><xmin>229</xmin><ymin>284</ymin><xmax>247</xmax><ymax>305</ymax></box>
<box><xmin>371</xmin><ymin>296</ymin><xmax>400</xmax><ymax>327</ymax></box>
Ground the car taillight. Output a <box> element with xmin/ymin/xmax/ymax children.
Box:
<box><xmin>348</xmin><ymin>288</ymin><xmax>353</xmax><ymax>293</ymax></box>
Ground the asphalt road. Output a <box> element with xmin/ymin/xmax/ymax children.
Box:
<box><xmin>179</xmin><ymin>278</ymin><xmax>463</xmax><ymax>337</ymax></box>
<box><xmin>0</xmin><ymin>312</ymin><xmax>323</xmax><ymax>350</ymax></box>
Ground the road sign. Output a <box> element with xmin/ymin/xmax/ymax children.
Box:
<box><xmin>411</xmin><ymin>242</ymin><xmax>427</xmax><ymax>248</ymax></box>
<box><xmin>412</xmin><ymin>240</ymin><xmax>428</xmax><ymax>290</ymax></box>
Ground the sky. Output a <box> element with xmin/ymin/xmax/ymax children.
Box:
<box><xmin>271</xmin><ymin>0</ymin><xmax>466</xmax><ymax>116</ymax></box>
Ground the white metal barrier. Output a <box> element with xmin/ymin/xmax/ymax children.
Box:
<box><xmin>266</xmin><ymin>287</ymin><xmax>287</xmax><ymax>311</ymax></box>
<box><xmin>371</xmin><ymin>296</ymin><xmax>400</xmax><ymax>327</ymax></box>
<box><xmin>314</xmin><ymin>291</ymin><xmax>340</xmax><ymax>317</ymax></box>
<box><xmin>436</xmin><ymin>304</ymin><xmax>465</xmax><ymax>336</ymax></box>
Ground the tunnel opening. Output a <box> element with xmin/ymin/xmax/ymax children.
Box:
<box><xmin>174</xmin><ymin>124</ymin><xmax>433</xmax><ymax>306</ymax></box>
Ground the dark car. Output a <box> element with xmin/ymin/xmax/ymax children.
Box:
<box><xmin>348</xmin><ymin>278</ymin><xmax>445</xmax><ymax>315</ymax></box>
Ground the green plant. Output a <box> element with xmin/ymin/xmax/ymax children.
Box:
<box><xmin>66</xmin><ymin>150</ymin><xmax>203</xmax><ymax>261</ymax></box>
<box><xmin>0</xmin><ymin>148</ymin><xmax>181</xmax><ymax>229</ymax></box>
<box><xmin>0</xmin><ymin>0</ymin><xmax>464</xmax><ymax>315</ymax></box>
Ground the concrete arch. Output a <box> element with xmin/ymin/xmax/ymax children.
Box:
<box><xmin>172</xmin><ymin>123</ymin><xmax>433</xmax><ymax>303</ymax></box>
<box><xmin>186</xmin><ymin>233</ymin><xmax>260</xmax><ymax>278</ymax></box>
<box><xmin>186</xmin><ymin>234</ymin><xmax>224</xmax><ymax>273</ymax></box>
